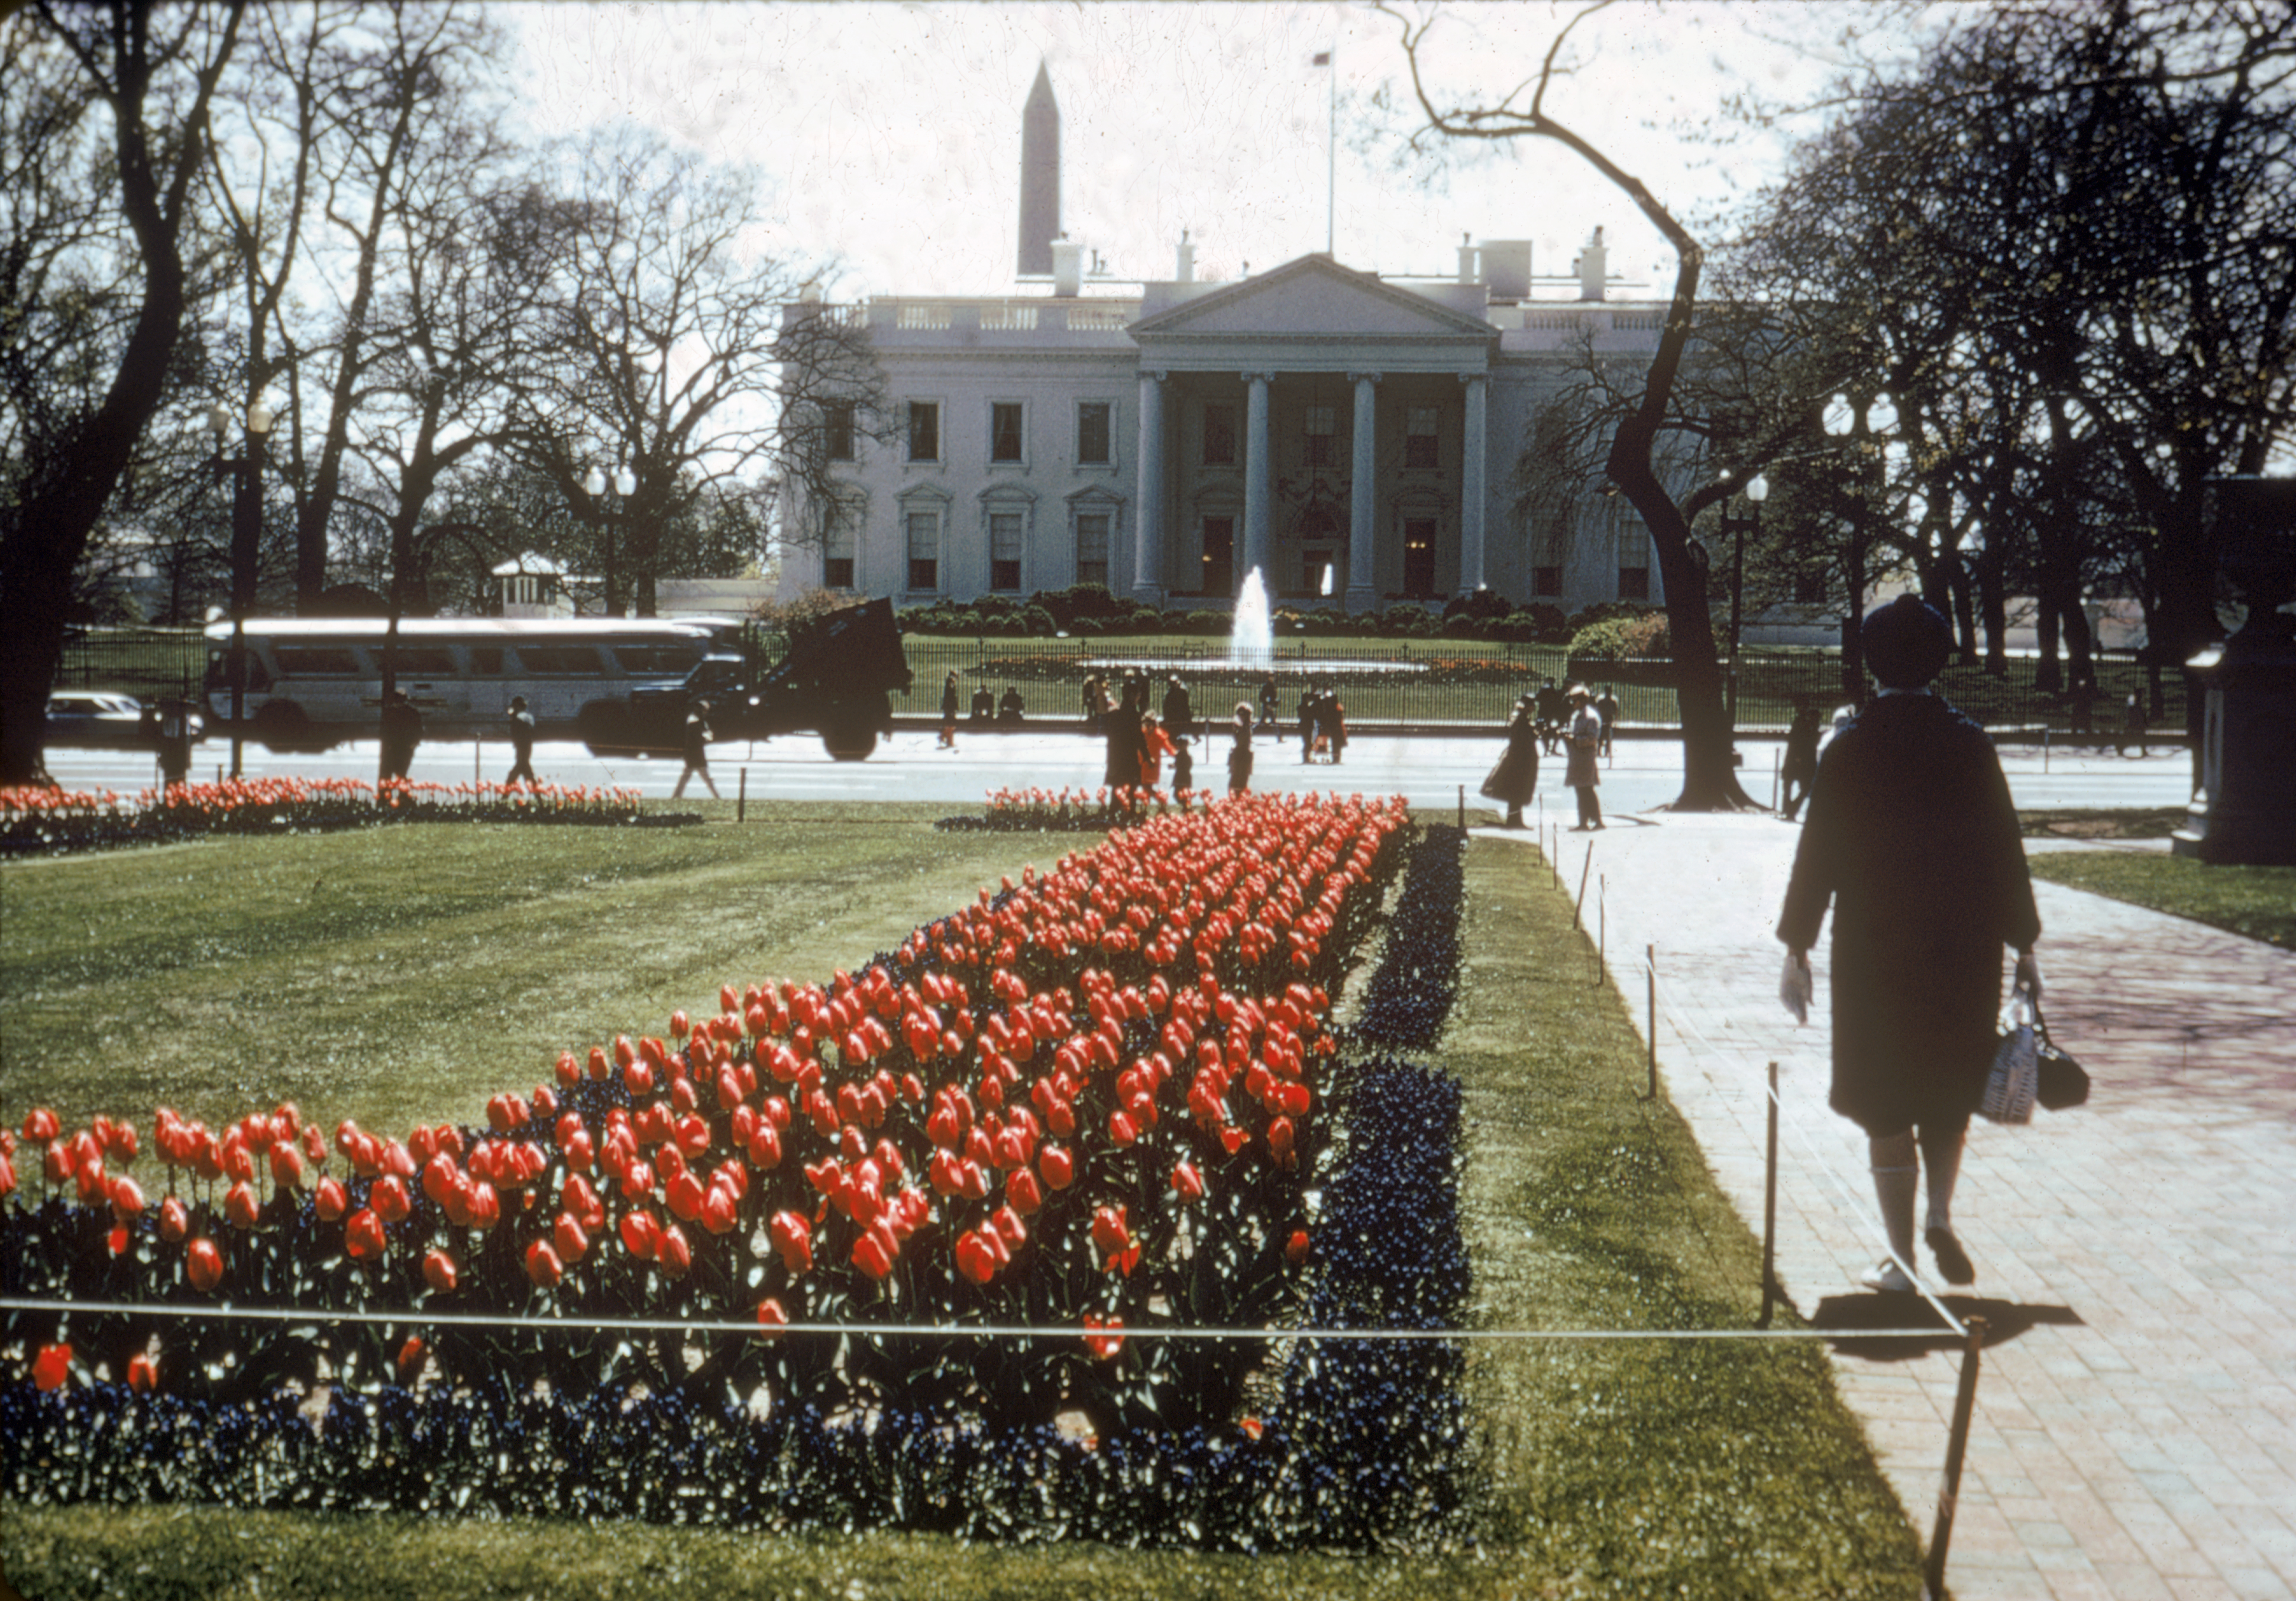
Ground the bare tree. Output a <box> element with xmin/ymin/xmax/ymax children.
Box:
<box><xmin>516</xmin><ymin>128</ymin><xmax>881</xmax><ymax>615</ymax></box>
<box><xmin>1388</xmin><ymin>0</ymin><xmax>1758</xmax><ymax>809</ymax></box>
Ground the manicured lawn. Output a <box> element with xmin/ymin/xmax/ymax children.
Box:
<box><xmin>0</xmin><ymin>810</ymin><xmax>1920</xmax><ymax>1598</ymax></box>
<box><xmin>2025</xmin><ymin>850</ymin><xmax>2296</xmax><ymax>950</ymax></box>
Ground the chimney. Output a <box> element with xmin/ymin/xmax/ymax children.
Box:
<box><xmin>1052</xmin><ymin>236</ymin><xmax>1083</xmax><ymax>297</ymax></box>
<box><xmin>1456</xmin><ymin>233</ymin><xmax>1478</xmax><ymax>284</ymax></box>
<box><xmin>1578</xmin><ymin>226</ymin><xmax>1607</xmax><ymax>302</ymax></box>
<box><xmin>1176</xmin><ymin>230</ymin><xmax>1195</xmax><ymax>284</ymax></box>
<box><xmin>1017</xmin><ymin>62</ymin><xmax>1060</xmax><ymax>276</ymax></box>
<box><xmin>1480</xmin><ymin>240</ymin><xmax>1531</xmax><ymax>299</ymax></box>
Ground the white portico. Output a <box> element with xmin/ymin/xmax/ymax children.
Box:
<box><xmin>1125</xmin><ymin>255</ymin><xmax>1499</xmax><ymax>613</ymax></box>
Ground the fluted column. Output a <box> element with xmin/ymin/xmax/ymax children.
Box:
<box><xmin>1458</xmin><ymin>372</ymin><xmax>1488</xmax><ymax>596</ymax></box>
<box><xmin>1242</xmin><ymin>371</ymin><xmax>1274</xmax><ymax>593</ymax></box>
<box><xmin>1347</xmin><ymin>370</ymin><xmax>1380</xmax><ymax>614</ymax></box>
<box><xmin>1133</xmin><ymin>370</ymin><xmax>1166</xmax><ymax>603</ymax></box>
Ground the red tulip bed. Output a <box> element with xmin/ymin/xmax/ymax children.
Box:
<box><xmin>3</xmin><ymin>796</ymin><xmax>1477</xmax><ymax>1550</ymax></box>
<box><xmin>0</xmin><ymin>778</ymin><xmax>665</xmax><ymax>857</ymax></box>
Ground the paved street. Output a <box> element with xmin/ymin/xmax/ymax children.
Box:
<box><xmin>38</xmin><ymin>726</ymin><xmax>2198</xmax><ymax>817</ymax></box>
<box><xmin>1498</xmin><ymin>815</ymin><xmax>2296</xmax><ymax>1601</ymax></box>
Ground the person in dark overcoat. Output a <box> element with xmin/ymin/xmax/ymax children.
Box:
<box><xmin>1101</xmin><ymin>678</ymin><xmax>1147</xmax><ymax>811</ymax></box>
<box><xmin>1776</xmin><ymin>596</ymin><xmax>2042</xmax><ymax>1293</ymax></box>
<box><xmin>1226</xmin><ymin>703</ymin><xmax>1254</xmax><ymax>794</ymax></box>
<box><xmin>1480</xmin><ymin>696</ymin><xmax>1541</xmax><ymax>828</ymax></box>
<box><xmin>1160</xmin><ymin>674</ymin><xmax>1192</xmax><ymax>737</ymax></box>
<box><xmin>1779</xmin><ymin>701</ymin><xmax>1822</xmax><ymax>821</ymax></box>
<box><xmin>505</xmin><ymin>695</ymin><xmax>539</xmax><ymax>787</ymax></box>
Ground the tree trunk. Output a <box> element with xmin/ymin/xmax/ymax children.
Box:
<box><xmin>2035</xmin><ymin>592</ymin><xmax>2062</xmax><ymax>694</ymax></box>
<box><xmin>1947</xmin><ymin>549</ymin><xmax>1978</xmax><ymax>658</ymax></box>
<box><xmin>1977</xmin><ymin>540</ymin><xmax>2009</xmax><ymax>676</ymax></box>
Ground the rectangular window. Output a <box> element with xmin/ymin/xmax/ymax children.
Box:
<box><xmin>1532</xmin><ymin>565</ymin><xmax>1563</xmax><ymax>598</ymax></box>
<box><xmin>990</xmin><ymin>402</ymin><xmax>1024</xmax><ymax>464</ymax></box>
<box><xmin>1405</xmin><ymin>407</ymin><xmax>1439</xmax><ymax>470</ymax></box>
<box><xmin>1618</xmin><ymin>567</ymin><xmax>1650</xmax><ymax>601</ymax></box>
<box><xmin>466</xmin><ymin>648</ymin><xmax>505</xmax><ymax>676</ymax></box>
<box><xmin>824</xmin><ymin>504</ymin><xmax>857</xmax><ymax>590</ymax></box>
<box><xmin>386</xmin><ymin>646</ymin><xmax>458</xmax><ymax>678</ymax></box>
<box><xmin>613</xmin><ymin>645</ymin><xmax>707</xmax><ymax>676</ymax></box>
<box><xmin>276</xmin><ymin>646</ymin><xmax>361</xmax><ymax>677</ymax></box>
<box><xmin>1203</xmin><ymin>403</ymin><xmax>1237</xmax><ymax>467</ymax></box>
<box><xmin>825</xmin><ymin>402</ymin><xmax>855</xmax><ymax>461</ymax></box>
<box><xmin>907</xmin><ymin>401</ymin><xmax>939</xmax><ymax>462</ymax></box>
<box><xmin>907</xmin><ymin>511</ymin><xmax>939</xmax><ymax>591</ymax></box>
<box><xmin>1304</xmin><ymin>405</ymin><xmax>1335</xmax><ymax>468</ymax></box>
<box><xmin>1076</xmin><ymin>401</ymin><xmax>1112</xmax><ymax>465</ymax></box>
<box><xmin>516</xmin><ymin>646</ymin><xmax>607</xmax><ymax>675</ymax></box>
<box><xmin>990</xmin><ymin>511</ymin><xmax>1023</xmax><ymax>591</ymax></box>
<box><xmin>1076</xmin><ymin>513</ymin><xmax>1110</xmax><ymax>588</ymax></box>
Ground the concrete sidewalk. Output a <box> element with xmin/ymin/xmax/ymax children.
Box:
<box><xmin>1484</xmin><ymin>815</ymin><xmax>2295</xmax><ymax>1600</ymax></box>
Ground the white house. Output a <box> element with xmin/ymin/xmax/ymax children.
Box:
<box><xmin>782</xmin><ymin>69</ymin><xmax>1689</xmax><ymax>617</ymax></box>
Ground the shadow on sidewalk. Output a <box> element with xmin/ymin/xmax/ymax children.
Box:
<box><xmin>1803</xmin><ymin>1293</ymin><xmax>2085</xmax><ymax>1360</ymax></box>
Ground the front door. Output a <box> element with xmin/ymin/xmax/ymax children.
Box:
<box><xmin>1201</xmin><ymin>516</ymin><xmax>1234</xmax><ymax>598</ymax></box>
<box><xmin>1404</xmin><ymin>519</ymin><xmax>1437</xmax><ymax>598</ymax></box>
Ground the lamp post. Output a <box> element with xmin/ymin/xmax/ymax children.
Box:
<box><xmin>206</xmin><ymin>398</ymin><xmax>273</xmax><ymax>778</ymax></box>
<box><xmin>1824</xmin><ymin>393</ymin><xmax>1895</xmax><ymax>705</ymax></box>
<box><xmin>1721</xmin><ymin>473</ymin><xmax>1768</xmax><ymax>732</ymax></box>
<box><xmin>583</xmin><ymin>465</ymin><xmax>633</xmax><ymax>616</ymax></box>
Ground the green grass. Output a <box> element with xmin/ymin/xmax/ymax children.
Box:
<box><xmin>0</xmin><ymin>804</ymin><xmax>1026</xmax><ymax>1139</ymax></box>
<box><xmin>2025</xmin><ymin>850</ymin><xmax>2296</xmax><ymax>950</ymax></box>
<box><xmin>0</xmin><ymin>813</ymin><xmax>1921</xmax><ymax>1598</ymax></box>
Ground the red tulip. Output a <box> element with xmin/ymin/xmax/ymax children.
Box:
<box><xmin>397</xmin><ymin>1335</ymin><xmax>426</xmax><ymax>1377</ymax></box>
<box><xmin>186</xmin><ymin>1235</ymin><xmax>224</xmax><ymax>1292</ymax></box>
<box><xmin>108</xmin><ymin>1173</ymin><xmax>147</xmax><ymax>1218</ymax></box>
<box><xmin>656</xmin><ymin>1222</ymin><xmax>693</xmax><ymax>1278</ymax></box>
<box><xmin>127</xmin><ymin>1353</ymin><xmax>159</xmax><ymax>1392</ymax></box>
<box><xmin>423</xmin><ymin>1249</ymin><xmax>458</xmax><ymax>1292</ymax></box>
<box><xmin>33</xmin><ymin>1343</ymin><xmax>72</xmax><ymax>1392</ymax></box>
<box><xmin>754</xmin><ymin>1298</ymin><xmax>789</xmax><ymax>1339</ymax></box>
<box><xmin>22</xmin><ymin>1108</ymin><xmax>59</xmax><ymax>1144</ymax></box>
<box><xmin>523</xmin><ymin>1239</ymin><xmax>564</xmax><ymax>1288</ymax></box>
<box><xmin>1082</xmin><ymin>1315</ymin><xmax>1125</xmax><ymax>1361</ymax></box>
<box><xmin>344</xmin><ymin>1208</ymin><xmax>387</xmax><ymax>1260</ymax></box>
<box><xmin>1038</xmin><ymin>1144</ymin><xmax>1074</xmax><ymax>1191</ymax></box>
<box><xmin>620</xmin><ymin>1208</ymin><xmax>661</xmax><ymax>1259</ymax></box>
<box><xmin>955</xmin><ymin>1229</ymin><xmax>998</xmax><ymax>1286</ymax></box>
<box><xmin>701</xmin><ymin>1181</ymin><xmax>739</xmax><ymax>1237</ymax></box>
<box><xmin>223</xmin><ymin>1180</ymin><xmax>260</xmax><ymax>1228</ymax></box>
<box><xmin>553</xmin><ymin>1212</ymin><xmax>589</xmax><ymax>1263</ymax></box>
<box><xmin>1005</xmin><ymin>1165</ymin><xmax>1043</xmax><ymax>1215</ymax></box>
<box><xmin>1286</xmin><ymin>1228</ymin><xmax>1311</xmax><ymax>1266</ymax></box>
<box><xmin>369</xmin><ymin>1173</ymin><xmax>410</xmax><ymax>1224</ymax></box>
<box><xmin>852</xmin><ymin>1230</ymin><xmax>894</xmax><ymax>1280</ymax></box>
<box><xmin>1172</xmin><ymin>1162</ymin><xmax>1204</xmax><ymax>1202</ymax></box>
<box><xmin>159</xmin><ymin>1195</ymin><xmax>190</xmax><ymax>1241</ymax></box>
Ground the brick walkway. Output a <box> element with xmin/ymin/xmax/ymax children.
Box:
<box><xmin>1483</xmin><ymin>814</ymin><xmax>2296</xmax><ymax>1601</ymax></box>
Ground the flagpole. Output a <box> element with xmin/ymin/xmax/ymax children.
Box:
<box><xmin>1325</xmin><ymin>42</ymin><xmax>1336</xmax><ymax>257</ymax></box>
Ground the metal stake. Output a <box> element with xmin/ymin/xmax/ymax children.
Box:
<box><xmin>1645</xmin><ymin>946</ymin><xmax>1657</xmax><ymax>1099</ymax></box>
<box><xmin>1924</xmin><ymin>1315</ymin><xmax>1990</xmax><ymax>1600</ymax></box>
<box><xmin>738</xmin><ymin>766</ymin><xmax>747</xmax><ymax>824</ymax></box>
<box><xmin>1574</xmin><ymin>841</ymin><xmax>1595</xmax><ymax>929</ymax></box>
<box><xmin>1760</xmin><ymin>1060</ymin><xmax>1781</xmax><ymax>1329</ymax></box>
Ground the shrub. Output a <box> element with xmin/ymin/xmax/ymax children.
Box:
<box><xmin>1569</xmin><ymin>607</ymin><xmax>1669</xmax><ymax>661</ymax></box>
<box><xmin>1021</xmin><ymin>604</ymin><xmax>1056</xmax><ymax>637</ymax></box>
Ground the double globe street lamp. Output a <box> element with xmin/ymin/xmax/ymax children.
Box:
<box><xmin>206</xmin><ymin>397</ymin><xmax>274</xmax><ymax>778</ymax></box>
<box><xmin>582</xmin><ymin>465</ymin><xmax>634</xmax><ymax>617</ymax></box>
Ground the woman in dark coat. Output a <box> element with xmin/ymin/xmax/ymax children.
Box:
<box><xmin>1779</xmin><ymin>702</ymin><xmax>1822</xmax><ymax>821</ymax></box>
<box><xmin>1101</xmin><ymin>678</ymin><xmax>1147</xmax><ymax>810</ymax></box>
<box><xmin>1481</xmin><ymin>697</ymin><xmax>1540</xmax><ymax>828</ymax></box>
<box><xmin>1777</xmin><ymin>596</ymin><xmax>2042</xmax><ymax>1293</ymax></box>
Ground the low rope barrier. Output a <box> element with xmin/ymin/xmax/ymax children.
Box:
<box><xmin>0</xmin><ymin>1296</ymin><xmax>1956</xmax><ymax>1343</ymax></box>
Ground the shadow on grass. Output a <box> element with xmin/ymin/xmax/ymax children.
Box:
<box><xmin>1805</xmin><ymin>1292</ymin><xmax>2085</xmax><ymax>1360</ymax></box>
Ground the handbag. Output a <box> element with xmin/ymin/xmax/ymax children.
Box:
<box><xmin>2033</xmin><ymin>1001</ymin><xmax>2090</xmax><ymax>1110</ymax></box>
<box><xmin>1980</xmin><ymin>991</ymin><xmax>2040</xmax><ymax>1124</ymax></box>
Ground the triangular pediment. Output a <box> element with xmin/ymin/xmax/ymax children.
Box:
<box><xmin>1131</xmin><ymin>254</ymin><xmax>1494</xmax><ymax>341</ymax></box>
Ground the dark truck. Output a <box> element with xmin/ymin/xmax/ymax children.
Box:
<box><xmin>612</xmin><ymin>597</ymin><xmax>912</xmax><ymax>762</ymax></box>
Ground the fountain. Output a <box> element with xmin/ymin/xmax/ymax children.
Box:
<box><xmin>1229</xmin><ymin>567</ymin><xmax>1274</xmax><ymax>672</ymax></box>
<box><xmin>1083</xmin><ymin>565</ymin><xmax>1425</xmax><ymax>685</ymax></box>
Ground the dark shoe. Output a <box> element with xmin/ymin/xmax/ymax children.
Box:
<box><xmin>1926</xmin><ymin>1226</ymin><xmax>1974</xmax><ymax>1285</ymax></box>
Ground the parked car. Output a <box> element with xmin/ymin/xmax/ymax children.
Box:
<box><xmin>44</xmin><ymin>692</ymin><xmax>203</xmax><ymax>749</ymax></box>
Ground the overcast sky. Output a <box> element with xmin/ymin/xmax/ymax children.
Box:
<box><xmin>511</xmin><ymin>1</ymin><xmax>1922</xmax><ymax>303</ymax></box>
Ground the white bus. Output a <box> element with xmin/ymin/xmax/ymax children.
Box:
<box><xmin>201</xmin><ymin>617</ymin><xmax>732</xmax><ymax>753</ymax></box>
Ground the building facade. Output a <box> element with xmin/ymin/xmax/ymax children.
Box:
<box><xmin>782</xmin><ymin>69</ymin><xmax>1690</xmax><ymax>616</ymax></box>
